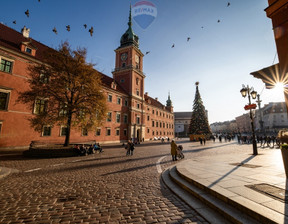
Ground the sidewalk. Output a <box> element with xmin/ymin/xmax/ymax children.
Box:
<box><xmin>173</xmin><ymin>147</ymin><xmax>288</xmax><ymax>223</ymax></box>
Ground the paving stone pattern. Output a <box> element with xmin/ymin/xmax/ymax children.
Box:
<box><xmin>0</xmin><ymin>142</ymin><xmax>209</xmax><ymax>224</ymax></box>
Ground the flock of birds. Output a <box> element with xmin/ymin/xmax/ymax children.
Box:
<box><xmin>11</xmin><ymin>1</ymin><xmax>231</xmax><ymax>53</ymax></box>
<box><xmin>144</xmin><ymin>2</ymin><xmax>231</xmax><ymax>55</ymax></box>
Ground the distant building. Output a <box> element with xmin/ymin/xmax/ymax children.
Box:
<box><xmin>257</xmin><ymin>102</ymin><xmax>288</xmax><ymax>133</ymax></box>
<box><xmin>236</xmin><ymin>102</ymin><xmax>288</xmax><ymax>134</ymax></box>
<box><xmin>210</xmin><ymin>120</ymin><xmax>237</xmax><ymax>134</ymax></box>
<box><xmin>174</xmin><ymin>112</ymin><xmax>192</xmax><ymax>137</ymax></box>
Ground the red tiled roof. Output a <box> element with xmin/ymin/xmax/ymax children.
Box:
<box><xmin>145</xmin><ymin>94</ymin><xmax>169</xmax><ymax>111</ymax></box>
<box><xmin>0</xmin><ymin>23</ymin><xmax>51</xmax><ymax>61</ymax></box>
<box><xmin>99</xmin><ymin>72</ymin><xmax>128</xmax><ymax>95</ymax></box>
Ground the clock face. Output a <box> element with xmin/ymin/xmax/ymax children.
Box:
<box><xmin>121</xmin><ymin>53</ymin><xmax>127</xmax><ymax>61</ymax></box>
<box><xmin>135</xmin><ymin>55</ymin><xmax>139</xmax><ymax>63</ymax></box>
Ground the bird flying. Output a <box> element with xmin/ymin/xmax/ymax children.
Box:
<box><xmin>89</xmin><ymin>27</ymin><xmax>94</xmax><ymax>36</ymax></box>
<box><xmin>13</xmin><ymin>20</ymin><xmax>16</xmax><ymax>24</ymax></box>
<box><xmin>84</xmin><ymin>24</ymin><xmax>87</xmax><ymax>29</ymax></box>
<box><xmin>66</xmin><ymin>25</ymin><xmax>70</xmax><ymax>32</ymax></box>
<box><xmin>25</xmin><ymin>10</ymin><xmax>29</xmax><ymax>18</ymax></box>
<box><xmin>145</xmin><ymin>51</ymin><xmax>150</xmax><ymax>55</ymax></box>
<box><xmin>217</xmin><ymin>19</ymin><xmax>221</xmax><ymax>23</ymax></box>
<box><xmin>227</xmin><ymin>2</ymin><xmax>230</xmax><ymax>7</ymax></box>
<box><xmin>187</xmin><ymin>37</ymin><xmax>191</xmax><ymax>42</ymax></box>
<box><xmin>171</xmin><ymin>44</ymin><xmax>175</xmax><ymax>48</ymax></box>
<box><xmin>52</xmin><ymin>27</ymin><xmax>57</xmax><ymax>34</ymax></box>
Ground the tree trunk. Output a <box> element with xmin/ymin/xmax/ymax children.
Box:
<box><xmin>64</xmin><ymin>112</ymin><xmax>72</xmax><ymax>146</ymax></box>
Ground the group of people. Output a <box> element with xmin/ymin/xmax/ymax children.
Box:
<box><xmin>73</xmin><ymin>143</ymin><xmax>102</xmax><ymax>156</ymax></box>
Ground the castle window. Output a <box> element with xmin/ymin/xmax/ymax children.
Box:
<box><xmin>122</xmin><ymin>63</ymin><xmax>126</xmax><ymax>68</ymax></box>
<box><xmin>117</xmin><ymin>97</ymin><xmax>121</xmax><ymax>105</ymax></box>
<box><xmin>116</xmin><ymin>113</ymin><xmax>121</xmax><ymax>123</ymax></box>
<box><xmin>60</xmin><ymin>126</ymin><xmax>68</xmax><ymax>136</ymax></box>
<box><xmin>42</xmin><ymin>126</ymin><xmax>51</xmax><ymax>136</ymax></box>
<box><xmin>116</xmin><ymin>128</ymin><xmax>120</xmax><ymax>136</ymax></box>
<box><xmin>124</xmin><ymin>129</ymin><xmax>127</xmax><ymax>136</ymax></box>
<box><xmin>108</xmin><ymin>94</ymin><xmax>112</xmax><ymax>102</ymax></box>
<box><xmin>0</xmin><ymin>90</ymin><xmax>10</xmax><ymax>110</ymax></box>
<box><xmin>124</xmin><ymin>114</ymin><xmax>128</xmax><ymax>123</ymax></box>
<box><xmin>107</xmin><ymin>112</ymin><xmax>112</xmax><ymax>122</ymax></box>
<box><xmin>124</xmin><ymin>99</ymin><xmax>128</xmax><ymax>106</ymax></box>
<box><xmin>0</xmin><ymin>58</ymin><xmax>13</xmax><ymax>73</ymax></box>
<box><xmin>106</xmin><ymin>128</ymin><xmax>111</xmax><ymax>136</ymax></box>
<box><xmin>34</xmin><ymin>98</ymin><xmax>47</xmax><ymax>115</ymax></box>
<box><xmin>136</xmin><ymin>78</ymin><xmax>139</xmax><ymax>85</ymax></box>
<box><xmin>25</xmin><ymin>47</ymin><xmax>32</xmax><ymax>54</ymax></box>
<box><xmin>136</xmin><ymin>89</ymin><xmax>140</xmax><ymax>96</ymax></box>
<box><xmin>96</xmin><ymin>128</ymin><xmax>101</xmax><ymax>136</ymax></box>
<box><xmin>136</xmin><ymin>116</ymin><xmax>140</xmax><ymax>124</ymax></box>
<box><xmin>82</xmin><ymin>128</ymin><xmax>88</xmax><ymax>136</ymax></box>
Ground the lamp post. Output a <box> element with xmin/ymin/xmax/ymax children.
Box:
<box><xmin>256</xmin><ymin>94</ymin><xmax>264</xmax><ymax>133</ymax></box>
<box><xmin>240</xmin><ymin>85</ymin><xmax>258</xmax><ymax>155</ymax></box>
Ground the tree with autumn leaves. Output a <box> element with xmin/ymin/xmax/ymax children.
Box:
<box><xmin>189</xmin><ymin>82</ymin><xmax>212</xmax><ymax>137</ymax></box>
<box><xmin>18</xmin><ymin>42</ymin><xmax>107</xmax><ymax>146</ymax></box>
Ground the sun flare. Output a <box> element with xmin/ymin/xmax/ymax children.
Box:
<box><xmin>274</xmin><ymin>82</ymin><xmax>284</xmax><ymax>92</ymax></box>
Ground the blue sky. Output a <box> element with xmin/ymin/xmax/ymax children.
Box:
<box><xmin>1</xmin><ymin>0</ymin><xmax>282</xmax><ymax>123</ymax></box>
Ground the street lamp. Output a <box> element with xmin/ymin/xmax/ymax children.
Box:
<box><xmin>256</xmin><ymin>94</ymin><xmax>264</xmax><ymax>133</ymax></box>
<box><xmin>240</xmin><ymin>85</ymin><xmax>258</xmax><ymax>155</ymax></box>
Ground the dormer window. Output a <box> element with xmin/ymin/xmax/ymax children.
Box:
<box><xmin>20</xmin><ymin>41</ymin><xmax>37</xmax><ymax>56</ymax></box>
<box><xmin>25</xmin><ymin>47</ymin><xmax>32</xmax><ymax>54</ymax></box>
<box><xmin>111</xmin><ymin>81</ymin><xmax>117</xmax><ymax>89</ymax></box>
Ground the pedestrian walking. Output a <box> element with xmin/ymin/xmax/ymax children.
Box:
<box><xmin>199</xmin><ymin>137</ymin><xmax>203</xmax><ymax>145</ymax></box>
<box><xmin>203</xmin><ymin>138</ymin><xmax>206</xmax><ymax>145</ymax></box>
<box><xmin>171</xmin><ymin>140</ymin><xmax>177</xmax><ymax>161</ymax></box>
<box><xmin>126</xmin><ymin>140</ymin><xmax>135</xmax><ymax>156</ymax></box>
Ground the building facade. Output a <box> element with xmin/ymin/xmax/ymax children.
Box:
<box><xmin>174</xmin><ymin>112</ymin><xmax>192</xmax><ymax>137</ymax></box>
<box><xmin>0</xmin><ymin>11</ymin><xmax>174</xmax><ymax>149</ymax></box>
<box><xmin>235</xmin><ymin>102</ymin><xmax>288</xmax><ymax>134</ymax></box>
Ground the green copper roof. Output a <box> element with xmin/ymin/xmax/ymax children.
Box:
<box><xmin>120</xmin><ymin>5</ymin><xmax>139</xmax><ymax>48</ymax></box>
<box><xmin>166</xmin><ymin>92</ymin><xmax>172</xmax><ymax>107</ymax></box>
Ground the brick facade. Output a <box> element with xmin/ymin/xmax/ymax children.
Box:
<box><xmin>0</xmin><ymin>18</ymin><xmax>174</xmax><ymax>149</ymax></box>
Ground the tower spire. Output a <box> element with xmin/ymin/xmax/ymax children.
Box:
<box><xmin>120</xmin><ymin>5</ymin><xmax>139</xmax><ymax>48</ymax></box>
<box><xmin>128</xmin><ymin>4</ymin><xmax>132</xmax><ymax>27</ymax></box>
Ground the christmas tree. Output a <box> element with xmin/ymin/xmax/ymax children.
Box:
<box><xmin>189</xmin><ymin>82</ymin><xmax>212</xmax><ymax>136</ymax></box>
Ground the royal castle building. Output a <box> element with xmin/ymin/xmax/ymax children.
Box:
<box><xmin>0</xmin><ymin>11</ymin><xmax>174</xmax><ymax>149</ymax></box>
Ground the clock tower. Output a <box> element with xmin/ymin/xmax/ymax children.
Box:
<box><xmin>112</xmin><ymin>6</ymin><xmax>145</xmax><ymax>142</ymax></box>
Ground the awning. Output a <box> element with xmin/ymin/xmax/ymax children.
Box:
<box><xmin>250</xmin><ymin>63</ymin><xmax>283</xmax><ymax>89</ymax></box>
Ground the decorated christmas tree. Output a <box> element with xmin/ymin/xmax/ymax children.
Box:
<box><xmin>189</xmin><ymin>82</ymin><xmax>212</xmax><ymax>136</ymax></box>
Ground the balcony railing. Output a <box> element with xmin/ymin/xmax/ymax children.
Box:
<box><xmin>112</xmin><ymin>65</ymin><xmax>145</xmax><ymax>76</ymax></box>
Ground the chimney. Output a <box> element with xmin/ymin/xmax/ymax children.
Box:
<box><xmin>145</xmin><ymin>92</ymin><xmax>148</xmax><ymax>95</ymax></box>
<box><xmin>155</xmin><ymin>97</ymin><xmax>158</xmax><ymax>101</ymax></box>
<box><xmin>21</xmin><ymin>26</ymin><xmax>30</xmax><ymax>38</ymax></box>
